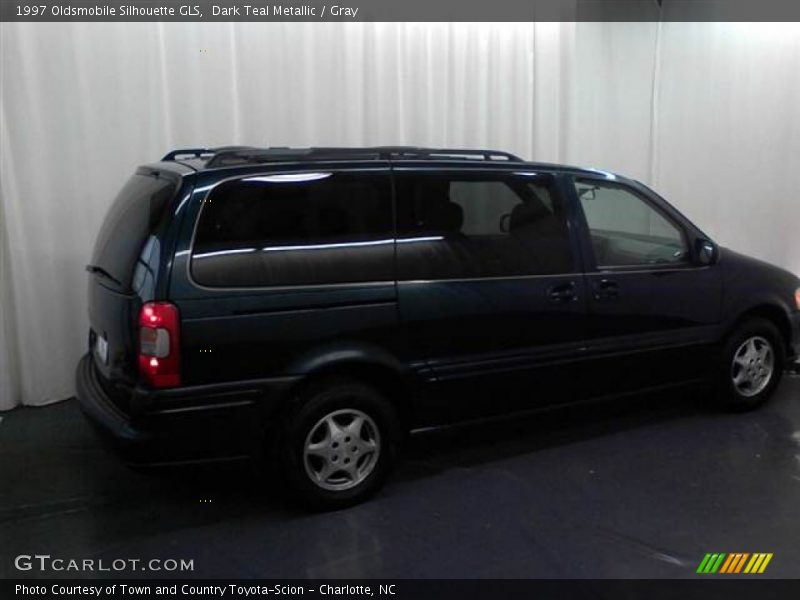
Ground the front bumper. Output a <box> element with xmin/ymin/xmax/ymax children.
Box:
<box><xmin>75</xmin><ymin>354</ymin><xmax>298</xmax><ymax>464</ymax></box>
<box><xmin>789</xmin><ymin>311</ymin><xmax>800</xmax><ymax>361</ymax></box>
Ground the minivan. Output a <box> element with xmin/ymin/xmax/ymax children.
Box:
<box><xmin>77</xmin><ymin>146</ymin><xmax>800</xmax><ymax>509</ymax></box>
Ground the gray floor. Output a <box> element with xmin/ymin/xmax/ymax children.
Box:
<box><xmin>1</xmin><ymin>376</ymin><xmax>799</xmax><ymax>579</ymax></box>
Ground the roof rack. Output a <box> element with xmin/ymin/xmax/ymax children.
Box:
<box><xmin>160</xmin><ymin>146</ymin><xmax>523</xmax><ymax>168</ymax></box>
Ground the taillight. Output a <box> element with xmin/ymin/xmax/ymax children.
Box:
<box><xmin>138</xmin><ymin>302</ymin><xmax>181</xmax><ymax>388</ymax></box>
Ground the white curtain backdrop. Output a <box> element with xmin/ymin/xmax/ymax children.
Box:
<box><xmin>1</xmin><ymin>21</ymin><xmax>799</xmax><ymax>409</ymax></box>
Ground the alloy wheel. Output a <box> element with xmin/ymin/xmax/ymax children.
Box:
<box><xmin>303</xmin><ymin>409</ymin><xmax>381</xmax><ymax>491</ymax></box>
<box><xmin>731</xmin><ymin>335</ymin><xmax>775</xmax><ymax>397</ymax></box>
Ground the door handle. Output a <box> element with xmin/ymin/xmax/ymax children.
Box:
<box><xmin>593</xmin><ymin>279</ymin><xmax>619</xmax><ymax>300</ymax></box>
<box><xmin>547</xmin><ymin>281</ymin><xmax>577</xmax><ymax>303</ymax></box>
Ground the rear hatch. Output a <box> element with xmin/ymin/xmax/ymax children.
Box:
<box><xmin>87</xmin><ymin>169</ymin><xmax>180</xmax><ymax>396</ymax></box>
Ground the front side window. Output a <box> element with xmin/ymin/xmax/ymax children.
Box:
<box><xmin>191</xmin><ymin>171</ymin><xmax>393</xmax><ymax>287</ymax></box>
<box><xmin>395</xmin><ymin>172</ymin><xmax>573</xmax><ymax>280</ymax></box>
<box><xmin>575</xmin><ymin>179</ymin><xmax>688</xmax><ymax>268</ymax></box>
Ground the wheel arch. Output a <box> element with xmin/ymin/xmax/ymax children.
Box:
<box><xmin>281</xmin><ymin>343</ymin><xmax>418</xmax><ymax>432</ymax></box>
<box><xmin>727</xmin><ymin>304</ymin><xmax>792</xmax><ymax>356</ymax></box>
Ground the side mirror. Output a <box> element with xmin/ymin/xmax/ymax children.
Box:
<box><xmin>695</xmin><ymin>238</ymin><xmax>718</xmax><ymax>266</ymax></box>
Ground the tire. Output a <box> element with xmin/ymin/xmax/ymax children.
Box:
<box><xmin>276</xmin><ymin>378</ymin><xmax>400</xmax><ymax>510</ymax></box>
<box><xmin>717</xmin><ymin>318</ymin><xmax>785</xmax><ymax>412</ymax></box>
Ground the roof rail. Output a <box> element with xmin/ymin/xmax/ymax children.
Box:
<box><xmin>379</xmin><ymin>147</ymin><xmax>521</xmax><ymax>161</ymax></box>
<box><xmin>161</xmin><ymin>146</ymin><xmax>258</xmax><ymax>161</ymax></box>
<box><xmin>203</xmin><ymin>146</ymin><xmax>523</xmax><ymax>168</ymax></box>
<box><xmin>205</xmin><ymin>147</ymin><xmax>372</xmax><ymax>168</ymax></box>
<box><xmin>162</xmin><ymin>148</ymin><xmax>214</xmax><ymax>161</ymax></box>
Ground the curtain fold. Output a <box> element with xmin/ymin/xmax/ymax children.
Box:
<box><xmin>1</xmin><ymin>21</ymin><xmax>799</xmax><ymax>409</ymax></box>
<box><xmin>0</xmin><ymin>149</ymin><xmax>21</xmax><ymax>410</ymax></box>
<box><xmin>1</xmin><ymin>41</ymin><xmax>22</xmax><ymax>411</ymax></box>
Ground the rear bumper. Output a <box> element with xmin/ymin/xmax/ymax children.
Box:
<box><xmin>75</xmin><ymin>354</ymin><xmax>299</xmax><ymax>464</ymax></box>
<box><xmin>75</xmin><ymin>354</ymin><xmax>152</xmax><ymax>452</ymax></box>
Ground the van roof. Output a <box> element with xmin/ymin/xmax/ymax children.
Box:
<box><xmin>156</xmin><ymin>146</ymin><xmax>617</xmax><ymax>179</ymax></box>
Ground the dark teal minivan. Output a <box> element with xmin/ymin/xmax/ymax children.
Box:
<box><xmin>77</xmin><ymin>146</ymin><xmax>800</xmax><ymax>509</ymax></box>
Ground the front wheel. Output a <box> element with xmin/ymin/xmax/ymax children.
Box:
<box><xmin>718</xmin><ymin>318</ymin><xmax>784</xmax><ymax>411</ymax></box>
<box><xmin>276</xmin><ymin>378</ymin><xmax>399</xmax><ymax>510</ymax></box>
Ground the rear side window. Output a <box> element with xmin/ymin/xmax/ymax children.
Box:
<box><xmin>395</xmin><ymin>172</ymin><xmax>573</xmax><ymax>280</ymax></box>
<box><xmin>91</xmin><ymin>173</ymin><xmax>177</xmax><ymax>288</ymax></box>
<box><xmin>191</xmin><ymin>171</ymin><xmax>393</xmax><ymax>287</ymax></box>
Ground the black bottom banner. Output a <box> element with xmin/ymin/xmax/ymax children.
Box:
<box><xmin>5</xmin><ymin>579</ymin><xmax>800</xmax><ymax>600</ymax></box>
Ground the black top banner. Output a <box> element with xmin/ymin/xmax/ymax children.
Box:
<box><xmin>3</xmin><ymin>0</ymin><xmax>800</xmax><ymax>22</ymax></box>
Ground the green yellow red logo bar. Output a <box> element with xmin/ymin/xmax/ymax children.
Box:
<box><xmin>696</xmin><ymin>553</ymin><xmax>773</xmax><ymax>574</ymax></box>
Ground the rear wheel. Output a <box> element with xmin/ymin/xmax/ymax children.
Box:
<box><xmin>276</xmin><ymin>378</ymin><xmax>399</xmax><ymax>510</ymax></box>
<box><xmin>718</xmin><ymin>318</ymin><xmax>784</xmax><ymax>411</ymax></box>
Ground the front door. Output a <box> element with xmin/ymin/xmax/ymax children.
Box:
<box><xmin>393</xmin><ymin>167</ymin><xmax>588</xmax><ymax>426</ymax></box>
<box><xmin>571</xmin><ymin>176</ymin><xmax>723</xmax><ymax>398</ymax></box>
